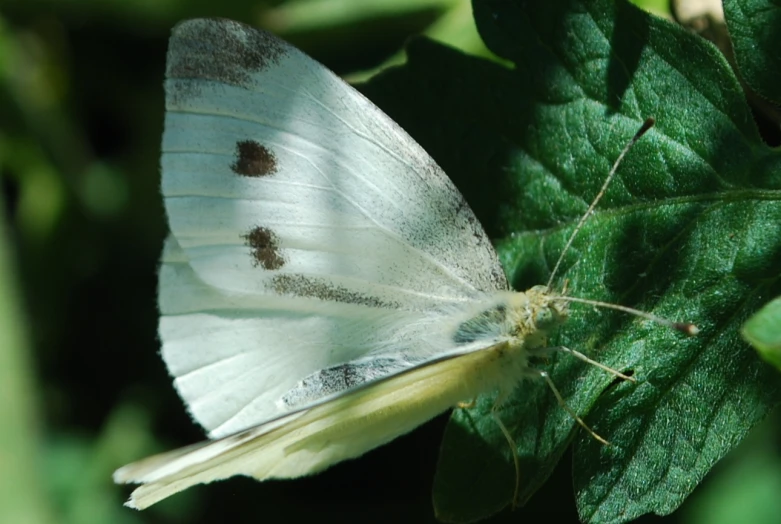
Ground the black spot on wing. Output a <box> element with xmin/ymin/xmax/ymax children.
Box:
<box><xmin>337</xmin><ymin>364</ymin><xmax>361</xmax><ymax>388</ymax></box>
<box><xmin>231</xmin><ymin>140</ymin><xmax>277</xmax><ymax>176</ymax></box>
<box><xmin>271</xmin><ymin>274</ymin><xmax>398</xmax><ymax>309</ymax></box>
<box><xmin>166</xmin><ymin>19</ymin><xmax>288</xmax><ymax>103</ymax></box>
<box><xmin>242</xmin><ymin>226</ymin><xmax>285</xmax><ymax>270</ymax></box>
<box><xmin>281</xmin><ymin>357</ymin><xmax>406</xmax><ymax>408</ymax></box>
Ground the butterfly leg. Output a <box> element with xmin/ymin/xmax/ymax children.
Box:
<box><xmin>538</xmin><ymin>370</ymin><xmax>610</xmax><ymax>445</ymax></box>
<box><xmin>541</xmin><ymin>346</ymin><xmax>636</xmax><ymax>382</ymax></box>
<box><xmin>490</xmin><ymin>393</ymin><xmax>521</xmax><ymax>509</ymax></box>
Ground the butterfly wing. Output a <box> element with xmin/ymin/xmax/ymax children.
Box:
<box><xmin>114</xmin><ymin>346</ymin><xmax>510</xmax><ymax>509</ymax></box>
<box><xmin>159</xmin><ymin>18</ymin><xmax>508</xmax><ymax>440</ymax></box>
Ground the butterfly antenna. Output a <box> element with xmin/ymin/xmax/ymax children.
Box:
<box><xmin>559</xmin><ymin>295</ymin><xmax>699</xmax><ymax>335</ymax></box>
<box><xmin>545</xmin><ymin>118</ymin><xmax>656</xmax><ymax>292</ymax></box>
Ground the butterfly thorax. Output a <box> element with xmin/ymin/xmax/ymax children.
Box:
<box><xmin>451</xmin><ymin>286</ymin><xmax>568</xmax><ymax>352</ymax></box>
<box><xmin>444</xmin><ymin>286</ymin><xmax>569</xmax><ymax>399</ymax></box>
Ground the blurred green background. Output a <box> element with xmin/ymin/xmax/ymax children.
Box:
<box><xmin>1</xmin><ymin>0</ymin><xmax>780</xmax><ymax>523</ymax></box>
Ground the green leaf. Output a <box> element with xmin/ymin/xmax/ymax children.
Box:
<box><xmin>361</xmin><ymin>0</ymin><xmax>781</xmax><ymax>522</ymax></box>
<box><xmin>679</xmin><ymin>412</ymin><xmax>781</xmax><ymax>524</ymax></box>
<box><xmin>742</xmin><ymin>296</ymin><xmax>781</xmax><ymax>369</ymax></box>
<box><xmin>724</xmin><ymin>0</ymin><xmax>781</xmax><ymax>102</ymax></box>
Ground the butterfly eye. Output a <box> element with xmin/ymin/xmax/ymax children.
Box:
<box><xmin>534</xmin><ymin>303</ymin><xmax>567</xmax><ymax>331</ymax></box>
<box><xmin>533</xmin><ymin>307</ymin><xmax>554</xmax><ymax>330</ymax></box>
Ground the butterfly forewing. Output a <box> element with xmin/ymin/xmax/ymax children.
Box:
<box><xmin>160</xmin><ymin>19</ymin><xmax>508</xmax><ymax>438</ymax></box>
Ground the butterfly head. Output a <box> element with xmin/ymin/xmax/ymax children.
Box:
<box><xmin>503</xmin><ymin>285</ymin><xmax>569</xmax><ymax>350</ymax></box>
<box><xmin>527</xmin><ymin>285</ymin><xmax>568</xmax><ymax>330</ymax></box>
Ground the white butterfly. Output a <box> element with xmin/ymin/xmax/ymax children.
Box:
<box><xmin>113</xmin><ymin>18</ymin><xmax>691</xmax><ymax>510</ymax></box>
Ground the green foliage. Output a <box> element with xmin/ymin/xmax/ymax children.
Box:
<box><xmin>743</xmin><ymin>296</ymin><xmax>781</xmax><ymax>369</ymax></box>
<box><xmin>723</xmin><ymin>0</ymin><xmax>781</xmax><ymax>102</ymax></box>
<box><xmin>2</xmin><ymin>0</ymin><xmax>780</xmax><ymax>523</ymax></box>
<box><xmin>363</xmin><ymin>0</ymin><xmax>781</xmax><ymax>521</ymax></box>
<box><xmin>0</xmin><ymin>184</ymin><xmax>56</xmax><ymax>524</ymax></box>
<box><xmin>679</xmin><ymin>411</ymin><xmax>781</xmax><ymax>524</ymax></box>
